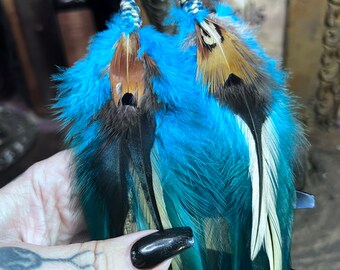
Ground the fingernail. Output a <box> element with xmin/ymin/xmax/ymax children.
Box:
<box><xmin>130</xmin><ymin>227</ymin><xmax>194</xmax><ymax>269</ymax></box>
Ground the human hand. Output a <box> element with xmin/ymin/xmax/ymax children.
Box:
<box><xmin>0</xmin><ymin>151</ymin><xmax>193</xmax><ymax>269</ymax></box>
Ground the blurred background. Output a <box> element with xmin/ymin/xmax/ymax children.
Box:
<box><xmin>0</xmin><ymin>0</ymin><xmax>339</xmax><ymax>269</ymax></box>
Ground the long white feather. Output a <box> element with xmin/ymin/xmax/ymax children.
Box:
<box><xmin>236</xmin><ymin>116</ymin><xmax>282</xmax><ymax>270</ymax></box>
<box><xmin>235</xmin><ymin>116</ymin><xmax>265</xmax><ymax>257</ymax></box>
<box><xmin>262</xmin><ymin>118</ymin><xmax>282</xmax><ymax>270</ymax></box>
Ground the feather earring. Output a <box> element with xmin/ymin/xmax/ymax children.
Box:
<box><xmin>54</xmin><ymin>0</ymin><xmax>165</xmax><ymax>240</ymax></box>
<box><xmin>54</xmin><ymin>0</ymin><xmax>308</xmax><ymax>269</ymax></box>
<box><xmin>168</xmin><ymin>0</ymin><xmax>306</xmax><ymax>269</ymax></box>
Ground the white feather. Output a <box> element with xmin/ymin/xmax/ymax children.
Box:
<box><xmin>236</xmin><ymin>116</ymin><xmax>282</xmax><ymax>270</ymax></box>
<box><xmin>262</xmin><ymin>118</ymin><xmax>282</xmax><ymax>270</ymax></box>
<box><xmin>235</xmin><ymin>116</ymin><xmax>266</xmax><ymax>257</ymax></box>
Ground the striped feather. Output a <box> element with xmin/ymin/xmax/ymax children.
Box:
<box><xmin>195</xmin><ymin>8</ymin><xmax>282</xmax><ymax>269</ymax></box>
<box><xmin>151</xmin><ymin>148</ymin><xmax>184</xmax><ymax>270</ymax></box>
<box><xmin>127</xmin><ymin>112</ymin><xmax>163</xmax><ymax>231</ymax></box>
<box><xmin>196</xmin><ymin>18</ymin><xmax>259</xmax><ymax>93</ymax></box>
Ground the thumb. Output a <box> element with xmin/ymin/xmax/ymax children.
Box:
<box><xmin>0</xmin><ymin>227</ymin><xmax>193</xmax><ymax>270</ymax></box>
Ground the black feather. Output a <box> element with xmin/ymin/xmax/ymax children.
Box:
<box><xmin>92</xmin><ymin>134</ymin><xmax>130</xmax><ymax>237</ymax></box>
<box><xmin>127</xmin><ymin>111</ymin><xmax>163</xmax><ymax>230</ymax></box>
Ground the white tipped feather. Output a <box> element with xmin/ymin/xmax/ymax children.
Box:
<box><xmin>265</xmin><ymin>209</ymin><xmax>282</xmax><ymax>270</ymax></box>
<box><xmin>236</xmin><ymin>116</ymin><xmax>282</xmax><ymax>270</ymax></box>
<box><xmin>199</xmin><ymin>20</ymin><xmax>231</xmax><ymax>71</ymax></box>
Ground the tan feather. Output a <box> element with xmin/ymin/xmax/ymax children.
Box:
<box><xmin>110</xmin><ymin>33</ymin><xmax>145</xmax><ymax>106</ymax></box>
<box><xmin>129</xmin><ymin>163</ymin><xmax>157</xmax><ymax>229</ymax></box>
<box><xmin>151</xmin><ymin>149</ymin><xmax>183</xmax><ymax>270</ymax></box>
<box><xmin>196</xmin><ymin>19</ymin><xmax>258</xmax><ymax>93</ymax></box>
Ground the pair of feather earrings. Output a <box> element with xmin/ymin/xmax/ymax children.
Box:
<box><xmin>55</xmin><ymin>0</ymin><xmax>310</xmax><ymax>269</ymax></box>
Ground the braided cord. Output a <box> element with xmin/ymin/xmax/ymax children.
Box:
<box><xmin>120</xmin><ymin>0</ymin><xmax>142</xmax><ymax>28</ymax></box>
<box><xmin>180</xmin><ymin>0</ymin><xmax>204</xmax><ymax>15</ymax></box>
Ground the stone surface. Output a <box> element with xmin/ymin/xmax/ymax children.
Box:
<box><xmin>285</xmin><ymin>0</ymin><xmax>328</xmax><ymax>106</ymax></box>
<box><xmin>292</xmin><ymin>128</ymin><xmax>340</xmax><ymax>270</ymax></box>
<box><xmin>228</xmin><ymin>0</ymin><xmax>287</xmax><ymax>59</ymax></box>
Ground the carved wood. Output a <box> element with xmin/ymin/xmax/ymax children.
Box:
<box><xmin>315</xmin><ymin>0</ymin><xmax>340</xmax><ymax>127</ymax></box>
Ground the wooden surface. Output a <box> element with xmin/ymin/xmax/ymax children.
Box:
<box><xmin>315</xmin><ymin>0</ymin><xmax>340</xmax><ymax>126</ymax></box>
<box><xmin>1</xmin><ymin>0</ymin><xmax>39</xmax><ymax>103</ymax></box>
<box><xmin>2</xmin><ymin>0</ymin><xmax>65</xmax><ymax>114</ymax></box>
<box><xmin>57</xmin><ymin>8</ymin><xmax>96</xmax><ymax>66</ymax></box>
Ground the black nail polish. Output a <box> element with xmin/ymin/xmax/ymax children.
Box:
<box><xmin>131</xmin><ymin>227</ymin><xmax>194</xmax><ymax>269</ymax></box>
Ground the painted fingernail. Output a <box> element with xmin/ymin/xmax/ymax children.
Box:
<box><xmin>130</xmin><ymin>227</ymin><xmax>194</xmax><ymax>269</ymax></box>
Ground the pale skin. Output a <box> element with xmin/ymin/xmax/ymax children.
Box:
<box><xmin>0</xmin><ymin>151</ymin><xmax>171</xmax><ymax>270</ymax></box>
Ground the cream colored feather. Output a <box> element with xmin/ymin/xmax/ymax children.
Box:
<box><xmin>236</xmin><ymin>115</ymin><xmax>282</xmax><ymax>270</ymax></box>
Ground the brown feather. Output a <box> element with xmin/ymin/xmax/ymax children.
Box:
<box><xmin>110</xmin><ymin>33</ymin><xmax>145</xmax><ymax>106</ymax></box>
<box><xmin>196</xmin><ymin>19</ymin><xmax>259</xmax><ymax>93</ymax></box>
<box><xmin>143</xmin><ymin>54</ymin><xmax>160</xmax><ymax>78</ymax></box>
